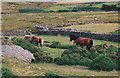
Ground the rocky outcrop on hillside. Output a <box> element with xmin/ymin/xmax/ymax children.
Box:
<box><xmin>1</xmin><ymin>45</ymin><xmax>35</xmax><ymax>63</ymax></box>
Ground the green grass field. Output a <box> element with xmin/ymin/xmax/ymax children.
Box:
<box><xmin>2</xmin><ymin>2</ymin><xmax>118</xmax><ymax>31</ymax></box>
<box><xmin>2</xmin><ymin>35</ymin><xmax>119</xmax><ymax>76</ymax></box>
<box><xmin>59</xmin><ymin>23</ymin><xmax>118</xmax><ymax>34</ymax></box>
<box><xmin>34</xmin><ymin>35</ymin><xmax>119</xmax><ymax>58</ymax></box>
<box><xmin>2</xmin><ymin>11</ymin><xmax>118</xmax><ymax>31</ymax></box>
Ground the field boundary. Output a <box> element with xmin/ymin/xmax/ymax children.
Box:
<box><xmin>1</xmin><ymin>28</ymin><xmax>119</xmax><ymax>42</ymax></box>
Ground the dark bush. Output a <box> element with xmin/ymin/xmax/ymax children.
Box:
<box><xmin>4</xmin><ymin>37</ymin><xmax>9</xmax><ymax>39</ymax></box>
<box><xmin>1</xmin><ymin>67</ymin><xmax>17</xmax><ymax>78</ymax></box>
<box><xmin>57</xmin><ymin>10</ymin><xmax>70</xmax><ymax>12</ymax></box>
<box><xmin>89</xmin><ymin>54</ymin><xmax>118</xmax><ymax>71</ymax></box>
<box><xmin>45</xmin><ymin>72</ymin><xmax>61</xmax><ymax>78</ymax></box>
<box><xmin>44</xmin><ymin>41</ymin><xmax>50</xmax><ymax>43</ymax></box>
<box><xmin>19</xmin><ymin>9</ymin><xmax>49</xmax><ymax>13</ymax></box>
<box><xmin>78</xmin><ymin>57</ymin><xmax>92</xmax><ymax>66</ymax></box>
<box><xmin>55</xmin><ymin>48</ymin><xmax>92</xmax><ymax>66</ymax></box>
<box><xmin>73</xmin><ymin>6</ymin><xmax>100</xmax><ymax>11</ymax></box>
<box><xmin>54</xmin><ymin>44</ymin><xmax>119</xmax><ymax>71</ymax></box>
<box><xmin>34</xmin><ymin>52</ymin><xmax>53</xmax><ymax>63</ymax></box>
<box><xmin>49</xmin><ymin>41</ymin><xmax>77</xmax><ymax>49</ymax></box>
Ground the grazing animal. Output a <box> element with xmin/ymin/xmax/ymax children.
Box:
<box><xmin>24</xmin><ymin>35</ymin><xmax>45</xmax><ymax>48</ymax></box>
<box><xmin>69</xmin><ymin>34</ymin><xmax>93</xmax><ymax>51</ymax></box>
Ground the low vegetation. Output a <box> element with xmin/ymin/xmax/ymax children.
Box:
<box><xmin>1</xmin><ymin>67</ymin><xmax>17</xmax><ymax>77</ymax></box>
<box><xmin>1</xmin><ymin>35</ymin><xmax>119</xmax><ymax>76</ymax></box>
<box><xmin>2</xmin><ymin>37</ymin><xmax>53</xmax><ymax>63</ymax></box>
<box><xmin>54</xmin><ymin>44</ymin><xmax>119</xmax><ymax>71</ymax></box>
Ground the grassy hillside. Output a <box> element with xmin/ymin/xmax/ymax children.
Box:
<box><xmin>2</xmin><ymin>2</ymin><xmax>118</xmax><ymax>32</ymax></box>
<box><xmin>2</xmin><ymin>2</ymin><xmax>118</xmax><ymax>13</ymax></box>
<box><xmin>59</xmin><ymin>23</ymin><xmax>118</xmax><ymax>34</ymax></box>
<box><xmin>2</xmin><ymin>52</ymin><xmax>118</xmax><ymax>76</ymax></box>
<box><xmin>2</xmin><ymin>35</ymin><xmax>119</xmax><ymax>76</ymax></box>
<box><xmin>2</xmin><ymin>11</ymin><xmax>118</xmax><ymax>31</ymax></box>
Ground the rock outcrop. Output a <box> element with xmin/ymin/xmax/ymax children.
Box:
<box><xmin>1</xmin><ymin>45</ymin><xmax>35</xmax><ymax>63</ymax></box>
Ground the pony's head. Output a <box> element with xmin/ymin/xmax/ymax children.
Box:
<box><xmin>69</xmin><ymin>34</ymin><xmax>79</xmax><ymax>42</ymax></box>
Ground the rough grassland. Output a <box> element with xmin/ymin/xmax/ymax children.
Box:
<box><xmin>59</xmin><ymin>23</ymin><xmax>118</xmax><ymax>34</ymax></box>
<box><xmin>2</xmin><ymin>56</ymin><xmax>118</xmax><ymax>76</ymax></box>
<box><xmin>2</xmin><ymin>11</ymin><xmax>118</xmax><ymax>31</ymax></box>
<box><xmin>36</xmin><ymin>35</ymin><xmax>119</xmax><ymax>58</ymax></box>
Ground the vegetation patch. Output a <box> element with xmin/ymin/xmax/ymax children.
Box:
<box><xmin>2</xmin><ymin>37</ymin><xmax>53</xmax><ymax>63</ymax></box>
<box><xmin>1</xmin><ymin>67</ymin><xmax>17</xmax><ymax>78</ymax></box>
<box><xmin>45</xmin><ymin>72</ymin><xmax>61</xmax><ymax>78</ymax></box>
<box><xmin>54</xmin><ymin>44</ymin><xmax>119</xmax><ymax>71</ymax></box>
<box><xmin>19</xmin><ymin>9</ymin><xmax>49</xmax><ymax>13</ymax></box>
<box><xmin>47</xmin><ymin>41</ymin><xmax>77</xmax><ymax>49</ymax></box>
<box><xmin>89</xmin><ymin>54</ymin><xmax>118</xmax><ymax>71</ymax></box>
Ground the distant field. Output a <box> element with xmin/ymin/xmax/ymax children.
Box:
<box><xmin>59</xmin><ymin>23</ymin><xmax>118</xmax><ymax>34</ymax></box>
<box><xmin>2</xmin><ymin>11</ymin><xmax>118</xmax><ymax>31</ymax></box>
<box><xmin>2</xmin><ymin>2</ymin><xmax>118</xmax><ymax>13</ymax></box>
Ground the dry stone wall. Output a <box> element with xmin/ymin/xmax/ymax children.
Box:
<box><xmin>35</xmin><ymin>26</ymin><xmax>119</xmax><ymax>42</ymax></box>
<box><xmin>1</xmin><ymin>28</ymin><xmax>119</xmax><ymax>42</ymax></box>
<box><xmin>1</xmin><ymin>30</ymin><xmax>30</xmax><ymax>36</ymax></box>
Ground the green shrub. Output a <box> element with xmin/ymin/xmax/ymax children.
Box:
<box><xmin>44</xmin><ymin>41</ymin><xmax>50</xmax><ymax>43</ymax></box>
<box><xmin>78</xmin><ymin>57</ymin><xmax>92</xmax><ymax>66</ymax></box>
<box><xmin>45</xmin><ymin>72</ymin><xmax>61</xmax><ymax>78</ymax></box>
<box><xmin>54</xmin><ymin>44</ymin><xmax>119</xmax><ymax>71</ymax></box>
<box><xmin>89</xmin><ymin>54</ymin><xmax>118</xmax><ymax>71</ymax></box>
<box><xmin>55</xmin><ymin>48</ymin><xmax>92</xmax><ymax>66</ymax></box>
<box><xmin>1</xmin><ymin>67</ymin><xmax>17</xmax><ymax>78</ymax></box>
<box><xmin>19</xmin><ymin>9</ymin><xmax>48</xmax><ymax>13</ymax></box>
<box><xmin>34</xmin><ymin>52</ymin><xmax>53</xmax><ymax>63</ymax></box>
<box><xmin>88</xmin><ymin>52</ymin><xmax>99</xmax><ymax>59</ymax></box>
<box><xmin>13</xmin><ymin>38</ymin><xmax>35</xmax><ymax>53</ymax></box>
<box><xmin>29</xmin><ymin>46</ymin><xmax>41</xmax><ymax>53</ymax></box>
<box><xmin>4</xmin><ymin>37</ymin><xmax>9</xmax><ymax>39</ymax></box>
<box><xmin>49</xmin><ymin>41</ymin><xmax>77</xmax><ymax>49</ymax></box>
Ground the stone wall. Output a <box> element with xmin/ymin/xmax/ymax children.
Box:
<box><xmin>34</xmin><ymin>26</ymin><xmax>119</xmax><ymax>42</ymax></box>
<box><xmin>1</xmin><ymin>30</ymin><xmax>30</xmax><ymax>36</ymax></box>
<box><xmin>38</xmin><ymin>30</ymin><xmax>119</xmax><ymax>42</ymax></box>
<box><xmin>1</xmin><ymin>28</ymin><xmax>119</xmax><ymax>42</ymax></box>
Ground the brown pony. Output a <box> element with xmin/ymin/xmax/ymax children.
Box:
<box><xmin>24</xmin><ymin>35</ymin><xmax>45</xmax><ymax>48</ymax></box>
<box><xmin>69</xmin><ymin>34</ymin><xmax>93</xmax><ymax>51</ymax></box>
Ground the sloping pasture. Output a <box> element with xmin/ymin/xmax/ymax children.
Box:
<box><xmin>2</xmin><ymin>11</ymin><xmax>118</xmax><ymax>31</ymax></box>
<box><xmin>34</xmin><ymin>35</ymin><xmax>119</xmax><ymax>58</ymax></box>
<box><xmin>2</xmin><ymin>35</ymin><xmax>119</xmax><ymax>76</ymax></box>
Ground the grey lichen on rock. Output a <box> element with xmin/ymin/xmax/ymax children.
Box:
<box><xmin>1</xmin><ymin>45</ymin><xmax>35</xmax><ymax>63</ymax></box>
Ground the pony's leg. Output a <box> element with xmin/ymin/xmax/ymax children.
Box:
<box><xmin>80</xmin><ymin>44</ymin><xmax>83</xmax><ymax>48</ymax></box>
<box><xmin>76</xmin><ymin>43</ymin><xmax>78</xmax><ymax>46</ymax></box>
<box><xmin>40</xmin><ymin>43</ymin><xmax>43</xmax><ymax>48</ymax></box>
<box><xmin>86</xmin><ymin>46</ymin><xmax>90</xmax><ymax>51</ymax></box>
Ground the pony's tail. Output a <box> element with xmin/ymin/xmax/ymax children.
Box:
<box><xmin>90</xmin><ymin>40</ymin><xmax>93</xmax><ymax>48</ymax></box>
